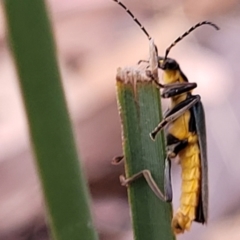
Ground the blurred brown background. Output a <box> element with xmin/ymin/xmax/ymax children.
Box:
<box><xmin>0</xmin><ymin>0</ymin><xmax>240</xmax><ymax>239</ymax></box>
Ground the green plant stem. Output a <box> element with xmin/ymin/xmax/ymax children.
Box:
<box><xmin>3</xmin><ymin>1</ymin><xmax>98</xmax><ymax>239</ymax></box>
<box><xmin>116</xmin><ymin>66</ymin><xmax>175</xmax><ymax>240</ymax></box>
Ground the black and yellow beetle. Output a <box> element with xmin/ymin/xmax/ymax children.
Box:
<box><xmin>112</xmin><ymin>0</ymin><xmax>219</xmax><ymax>234</ymax></box>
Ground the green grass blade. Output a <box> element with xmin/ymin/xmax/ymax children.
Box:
<box><xmin>2</xmin><ymin>1</ymin><xmax>98</xmax><ymax>239</ymax></box>
<box><xmin>116</xmin><ymin>42</ymin><xmax>175</xmax><ymax>239</ymax></box>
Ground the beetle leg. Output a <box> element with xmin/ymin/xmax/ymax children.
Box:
<box><xmin>112</xmin><ymin>155</ymin><xmax>124</xmax><ymax>165</ymax></box>
<box><xmin>150</xmin><ymin>95</ymin><xmax>200</xmax><ymax>139</ymax></box>
<box><xmin>167</xmin><ymin>134</ymin><xmax>188</xmax><ymax>158</ymax></box>
<box><xmin>162</xmin><ymin>107</ymin><xmax>170</xmax><ymax>118</ymax></box>
<box><xmin>120</xmin><ymin>156</ymin><xmax>173</xmax><ymax>202</ymax></box>
<box><xmin>138</xmin><ymin>59</ymin><xmax>149</xmax><ymax>65</ymax></box>
<box><xmin>162</xmin><ymin>82</ymin><xmax>197</xmax><ymax>98</ymax></box>
<box><xmin>164</xmin><ymin>157</ymin><xmax>172</xmax><ymax>202</ymax></box>
<box><xmin>151</xmin><ymin>80</ymin><xmax>197</xmax><ymax>92</ymax></box>
<box><xmin>119</xmin><ymin>135</ymin><xmax>190</xmax><ymax>202</ymax></box>
<box><xmin>145</xmin><ymin>72</ymin><xmax>164</xmax><ymax>88</ymax></box>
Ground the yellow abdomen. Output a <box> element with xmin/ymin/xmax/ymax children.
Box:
<box><xmin>168</xmin><ymin>110</ymin><xmax>201</xmax><ymax>234</ymax></box>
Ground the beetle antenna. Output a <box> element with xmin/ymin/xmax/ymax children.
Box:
<box><xmin>164</xmin><ymin>21</ymin><xmax>220</xmax><ymax>60</ymax></box>
<box><xmin>112</xmin><ymin>0</ymin><xmax>152</xmax><ymax>41</ymax></box>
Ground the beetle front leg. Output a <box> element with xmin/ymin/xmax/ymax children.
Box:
<box><xmin>150</xmin><ymin>95</ymin><xmax>200</xmax><ymax>140</ymax></box>
<box><xmin>161</xmin><ymin>82</ymin><xmax>197</xmax><ymax>98</ymax></box>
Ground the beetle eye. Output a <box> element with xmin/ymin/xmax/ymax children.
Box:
<box><xmin>158</xmin><ymin>57</ymin><xmax>179</xmax><ymax>70</ymax></box>
<box><xmin>164</xmin><ymin>59</ymin><xmax>179</xmax><ymax>70</ymax></box>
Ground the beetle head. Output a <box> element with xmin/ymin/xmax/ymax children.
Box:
<box><xmin>158</xmin><ymin>57</ymin><xmax>180</xmax><ymax>71</ymax></box>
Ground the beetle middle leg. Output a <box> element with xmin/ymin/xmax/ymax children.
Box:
<box><xmin>150</xmin><ymin>95</ymin><xmax>200</xmax><ymax>140</ymax></box>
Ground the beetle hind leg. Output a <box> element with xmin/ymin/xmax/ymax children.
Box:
<box><xmin>120</xmin><ymin>157</ymin><xmax>173</xmax><ymax>202</ymax></box>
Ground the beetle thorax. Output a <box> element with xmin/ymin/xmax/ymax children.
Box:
<box><xmin>162</xmin><ymin>70</ymin><xmax>182</xmax><ymax>84</ymax></box>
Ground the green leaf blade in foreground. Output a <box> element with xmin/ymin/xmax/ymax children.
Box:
<box><xmin>3</xmin><ymin>1</ymin><xmax>98</xmax><ymax>240</ymax></box>
<box><xmin>116</xmin><ymin>68</ymin><xmax>175</xmax><ymax>240</ymax></box>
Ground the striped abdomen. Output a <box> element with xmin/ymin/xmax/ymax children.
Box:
<box><xmin>172</xmin><ymin>133</ymin><xmax>201</xmax><ymax>234</ymax></box>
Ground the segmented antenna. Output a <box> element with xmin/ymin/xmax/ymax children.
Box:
<box><xmin>164</xmin><ymin>21</ymin><xmax>220</xmax><ymax>60</ymax></box>
<box><xmin>112</xmin><ymin>0</ymin><xmax>152</xmax><ymax>40</ymax></box>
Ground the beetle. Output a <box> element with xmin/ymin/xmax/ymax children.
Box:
<box><xmin>112</xmin><ymin>0</ymin><xmax>219</xmax><ymax>234</ymax></box>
